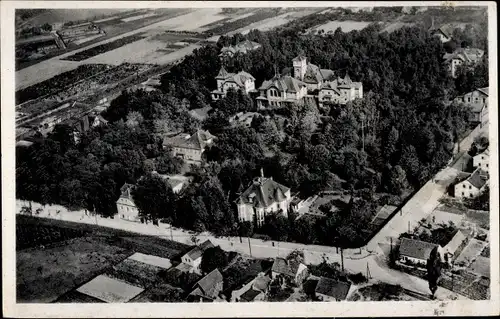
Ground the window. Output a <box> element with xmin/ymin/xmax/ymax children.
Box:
<box><xmin>486</xmin><ymin>164</ymin><xmax>489</xmax><ymax>168</ymax></box>
<box><xmin>482</xmin><ymin>156</ymin><xmax>484</xmax><ymax>160</ymax></box>
<box><xmin>469</xmin><ymin>185</ymin><xmax>472</xmax><ymax>189</ymax></box>
<box><xmin>467</xmin><ymin>97</ymin><xmax>471</xmax><ymax>102</ymax></box>
<box><xmin>463</xmin><ymin>185</ymin><xmax>466</xmax><ymax>188</ymax></box>
<box><xmin>469</xmin><ymin>194</ymin><xmax>473</xmax><ymax>198</ymax></box>
<box><xmin>478</xmin><ymin>163</ymin><xmax>481</xmax><ymax>166</ymax></box>
<box><xmin>462</xmin><ymin>192</ymin><xmax>464</xmax><ymax>196</ymax></box>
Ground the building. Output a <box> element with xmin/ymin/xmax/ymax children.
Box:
<box><xmin>443</xmin><ymin>48</ymin><xmax>485</xmax><ymax>78</ymax></box>
<box><xmin>398</xmin><ymin>238</ymin><xmax>439</xmax><ymax>267</ymax></box>
<box><xmin>440</xmin><ymin>230</ymin><xmax>468</xmax><ymax>263</ymax></box>
<box><xmin>219</xmin><ymin>39</ymin><xmax>261</xmax><ymax>59</ymax></box>
<box><xmin>211</xmin><ymin>67</ymin><xmax>256</xmax><ymax>101</ymax></box>
<box><xmin>180</xmin><ymin>240</ymin><xmax>215</xmax><ymax>274</ymax></box>
<box><xmin>430</xmin><ymin>26</ymin><xmax>452</xmax><ymax>43</ymax></box>
<box><xmin>256</xmin><ymin>75</ymin><xmax>307</xmax><ymax>109</ymax></box>
<box><xmin>189</xmin><ymin>268</ymin><xmax>224</xmax><ymax>302</ymax></box>
<box><xmin>236</xmin><ymin>169</ymin><xmax>292</xmax><ymax>226</ymax></box>
<box><xmin>454</xmin><ymin>167</ymin><xmax>488</xmax><ymax>199</ymax></box>
<box><xmin>271</xmin><ymin>257</ymin><xmax>308</xmax><ymax>286</ymax></box>
<box><xmin>231</xmin><ymin>272</ymin><xmax>271</xmax><ymax>302</ymax></box>
<box><xmin>292</xmin><ymin>55</ymin><xmax>336</xmax><ymax>91</ymax></box>
<box><xmin>314</xmin><ymin>277</ymin><xmax>352</xmax><ymax>301</ymax></box>
<box><xmin>454</xmin><ymin>87</ymin><xmax>489</xmax><ymax>125</ymax></box>
<box><xmin>318</xmin><ymin>74</ymin><xmax>363</xmax><ymax>106</ymax></box>
<box><xmin>116</xmin><ymin>183</ymin><xmax>140</xmax><ymax>222</ymax></box>
<box><xmin>151</xmin><ymin>172</ymin><xmax>191</xmax><ymax>194</ymax></box>
<box><xmin>473</xmin><ymin>147</ymin><xmax>489</xmax><ymax>173</ymax></box>
<box><xmin>162</xmin><ymin>130</ymin><xmax>216</xmax><ymax>165</ymax></box>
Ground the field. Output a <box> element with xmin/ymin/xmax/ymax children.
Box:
<box><xmin>232</xmin><ymin>10</ymin><xmax>319</xmax><ymax>35</ymax></box>
<box><xmin>131</xmin><ymin>283</ymin><xmax>185</xmax><ymax>302</ymax></box>
<box><xmin>308</xmin><ymin>20</ymin><xmax>372</xmax><ymax>33</ymax></box>
<box><xmin>61</xmin><ymin>34</ymin><xmax>147</xmax><ymax>61</ymax></box>
<box><xmin>16</xmin><ymin>215</ymin><xmax>189</xmax><ymax>303</ymax></box>
<box><xmin>469</xmin><ymin>256</ymin><xmax>490</xmax><ymax>278</ymax></box>
<box><xmin>20</xmin><ymin>9</ymin><xmax>134</xmax><ymax>26</ymax></box>
<box><xmin>381</xmin><ymin>22</ymin><xmax>416</xmax><ymax>33</ymax></box>
<box><xmin>106</xmin><ymin>258</ymin><xmax>164</xmax><ymax>289</ymax></box>
<box><xmin>76</xmin><ymin>275</ymin><xmax>144</xmax><ymax>303</ymax></box>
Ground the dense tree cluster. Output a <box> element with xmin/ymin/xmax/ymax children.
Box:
<box><xmin>17</xmin><ymin>15</ymin><xmax>487</xmax><ymax>247</ymax></box>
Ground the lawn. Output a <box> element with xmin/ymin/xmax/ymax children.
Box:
<box><xmin>16</xmin><ymin>216</ymin><xmax>189</xmax><ymax>303</ymax></box>
<box><xmin>465</xmin><ymin>210</ymin><xmax>490</xmax><ymax>230</ymax></box>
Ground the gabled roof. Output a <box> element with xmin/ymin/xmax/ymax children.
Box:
<box><xmin>238</xmin><ymin>175</ymin><xmax>290</xmax><ymax>208</ymax></box>
<box><xmin>444</xmin><ymin>48</ymin><xmax>485</xmax><ymax>63</ymax></box>
<box><xmin>321</xmin><ymin>74</ymin><xmax>362</xmax><ymax>91</ymax></box>
<box><xmin>315</xmin><ymin>277</ymin><xmax>351</xmax><ymax>300</ymax></box>
<box><xmin>224</xmin><ymin>71</ymin><xmax>255</xmax><ymax>88</ymax></box>
<box><xmin>220</xmin><ymin>40</ymin><xmax>261</xmax><ymax>56</ymax></box>
<box><xmin>252</xmin><ymin>274</ymin><xmax>271</xmax><ymax>291</ymax></box>
<box><xmin>431</xmin><ymin>26</ymin><xmax>452</xmax><ymax>39</ymax></box>
<box><xmin>466</xmin><ymin>168</ymin><xmax>488</xmax><ymax>189</ymax></box>
<box><xmin>477</xmin><ymin>87</ymin><xmax>489</xmax><ymax>96</ymax></box>
<box><xmin>119</xmin><ymin>183</ymin><xmax>135</xmax><ymax>200</ymax></box>
<box><xmin>271</xmin><ymin>257</ymin><xmax>303</xmax><ymax>277</ymax></box>
<box><xmin>191</xmin><ymin>268</ymin><xmax>223</xmax><ymax>300</ymax></box>
<box><xmin>185</xmin><ymin>240</ymin><xmax>215</xmax><ymax>260</ymax></box>
<box><xmin>259</xmin><ymin>75</ymin><xmax>306</xmax><ymax>93</ymax></box>
<box><xmin>444</xmin><ymin>230</ymin><xmax>466</xmax><ymax>253</ymax></box>
<box><xmin>399</xmin><ymin>238</ymin><xmax>438</xmax><ymax>260</ymax></box>
<box><xmin>239</xmin><ymin>288</ymin><xmax>263</xmax><ymax>301</ymax></box>
<box><xmin>163</xmin><ymin>130</ymin><xmax>215</xmax><ymax>151</ymax></box>
<box><xmin>292</xmin><ymin>55</ymin><xmax>307</xmax><ymax>62</ymax></box>
<box><xmin>216</xmin><ymin>66</ymin><xmax>231</xmax><ymax>79</ymax></box>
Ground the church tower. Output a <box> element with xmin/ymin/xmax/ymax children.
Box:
<box><xmin>292</xmin><ymin>55</ymin><xmax>307</xmax><ymax>81</ymax></box>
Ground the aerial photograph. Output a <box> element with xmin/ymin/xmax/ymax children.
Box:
<box><xmin>12</xmin><ymin>3</ymin><xmax>491</xmax><ymax>305</ymax></box>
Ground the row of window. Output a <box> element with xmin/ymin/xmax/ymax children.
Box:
<box><xmin>269</xmin><ymin>89</ymin><xmax>281</xmax><ymax>97</ymax></box>
<box><xmin>461</xmin><ymin>192</ymin><xmax>474</xmax><ymax>198</ymax></box>
<box><xmin>477</xmin><ymin>162</ymin><xmax>488</xmax><ymax>168</ymax></box>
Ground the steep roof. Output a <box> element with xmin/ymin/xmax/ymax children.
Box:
<box><xmin>444</xmin><ymin>48</ymin><xmax>484</xmax><ymax>63</ymax></box>
<box><xmin>120</xmin><ymin>183</ymin><xmax>135</xmax><ymax>200</ymax></box>
<box><xmin>315</xmin><ymin>277</ymin><xmax>351</xmax><ymax>300</ymax></box>
<box><xmin>185</xmin><ymin>240</ymin><xmax>215</xmax><ymax>260</ymax></box>
<box><xmin>191</xmin><ymin>268</ymin><xmax>223</xmax><ymax>300</ymax></box>
<box><xmin>259</xmin><ymin>75</ymin><xmax>306</xmax><ymax>93</ymax></box>
<box><xmin>252</xmin><ymin>274</ymin><xmax>271</xmax><ymax>291</ymax></box>
<box><xmin>163</xmin><ymin>130</ymin><xmax>215</xmax><ymax>151</ymax></box>
<box><xmin>271</xmin><ymin>257</ymin><xmax>302</xmax><ymax>277</ymax></box>
<box><xmin>239</xmin><ymin>288</ymin><xmax>263</xmax><ymax>301</ymax></box>
<box><xmin>216</xmin><ymin>66</ymin><xmax>231</xmax><ymax>79</ymax></box>
<box><xmin>224</xmin><ymin>71</ymin><xmax>255</xmax><ymax>88</ymax></box>
<box><xmin>399</xmin><ymin>238</ymin><xmax>438</xmax><ymax>260</ymax></box>
<box><xmin>466</xmin><ymin>168</ymin><xmax>488</xmax><ymax>189</ymax></box>
<box><xmin>477</xmin><ymin>87</ymin><xmax>489</xmax><ymax>96</ymax></box>
<box><xmin>238</xmin><ymin>176</ymin><xmax>290</xmax><ymax>208</ymax></box>
<box><xmin>292</xmin><ymin>55</ymin><xmax>307</xmax><ymax>62</ymax></box>
<box><xmin>444</xmin><ymin>230</ymin><xmax>466</xmax><ymax>253</ymax></box>
<box><xmin>220</xmin><ymin>40</ymin><xmax>261</xmax><ymax>56</ymax></box>
<box><xmin>431</xmin><ymin>26</ymin><xmax>452</xmax><ymax>38</ymax></box>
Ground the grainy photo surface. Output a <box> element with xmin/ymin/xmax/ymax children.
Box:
<box><xmin>2</xmin><ymin>1</ymin><xmax>499</xmax><ymax>317</ymax></box>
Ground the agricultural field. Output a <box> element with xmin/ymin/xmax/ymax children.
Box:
<box><xmin>231</xmin><ymin>10</ymin><xmax>320</xmax><ymax>35</ymax></box>
<box><xmin>61</xmin><ymin>33</ymin><xmax>148</xmax><ymax>61</ymax></box>
<box><xmin>16</xmin><ymin>216</ymin><xmax>189</xmax><ymax>303</ymax></box>
<box><xmin>308</xmin><ymin>20</ymin><xmax>372</xmax><ymax>34</ymax></box>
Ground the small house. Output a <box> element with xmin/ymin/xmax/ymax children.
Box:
<box><xmin>473</xmin><ymin>147</ymin><xmax>489</xmax><ymax>173</ymax></box>
<box><xmin>454</xmin><ymin>167</ymin><xmax>488</xmax><ymax>199</ymax></box>
<box><xmin>314</xmin><ymin>277</ymin><xmax>352</xmax><ymax>301</ymax></box>
<box><xmin>271</xmin><ymin>257</ymin><xmax>308</xmax><ymax>287</ymax></box>
<box><xmin>116</xmin><ymin>183</ymin><xmax>140</xmax><ymax>222</ymax></box>
<box><xmin>454</xmin><ymin>87</ymin><xmax>489</xmax><ymax>125</ymax></box>
<box><xmin>398</xmin><ymin>238</ymin><xmax>438</xmax><ymax>267</ymax></box>
<box><xmin>162</xmin><ymin>130</ymin><xmax>216</xmax><ymax>165</ymax></box>
<box><xmin>443</xmin><ymin>48</ymin><xmax>485</xmax><ymax>78</ymax></box>
<box><xmin>181</xmin><ymin>240</ymin><xmax>215</xmax><ymax>274</ymax></box>
<box><xmin>189</xmin><ymin>268</ymin><xmax>224</xmax><ymax>302</ymax></box>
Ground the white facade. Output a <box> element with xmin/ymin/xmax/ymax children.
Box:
<box><xmin>237</xmin><ymin>189</ymin><xmax>291</xmax><ymax>227</ymax></box>
<box><xmin>454</xmin><ymin>180</ymin><xmax>482</xmax><ymax>199</ymax></box>
<box><xmin>293</xmin><ymin>56</ymin><xmax>307</xmax><ymax>81</ymax></box>
<box><xmin>473</xmin><ymin>152</ymin><xmax>489</xmax><ymax>172</ymax></box>
<box><xmin>116</xmin><ymin>197</ymin><xmax>139</xmax><ymax>221</ymax></box>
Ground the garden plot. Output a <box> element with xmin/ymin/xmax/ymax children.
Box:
<box><xmin>309</xmin><ymin>20</ymin><xmax>372</xmax><ymax>33</ymax></box>
<box><xmin>427</xmin><ymin>209</ymin><xmax>465</xmax><ymax>228</ymax></box>
<box><xmin>454</xmin><ymin>239</ymin><xmax>487</xmax><ymax>267</ymax></box>
<box><xmin>127</xmin><ymin>252</ymin><xmax>172</xmax><ymax>270</ymax></box>
<box><xmin>77</xmin><ymin>274</ymin><xmax>144</xmax><ymax>303</ymax></box>
<box><xmin>469</xmin><ymin>256</ymin><xmax>490</xmax><ymax>278</ymax></box>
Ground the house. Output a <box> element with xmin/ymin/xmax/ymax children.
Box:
<box><xmin>454</xmin><ymin>167</ymin><xmax>488</xmax><ymax>199</ymax></box>
<box><xmin>314</xmin><ymin>277</ymin><xmax>352</xmax><ymax>301</ymax></box>
<box><xmin>271</xmin><ymin>257</ymin><xmax>308</xmax><ymax>286</ymax></box>
<box><xmin>189</xmin><ymin>268</ymin><xmax>224</xmax><ymax>302</ymax></box>
<box><xmin>454</xmin><ymin>87</ymin><xmax>489</xmax><ymax>125</ymax></box>
<box><xmin>440</xmin><ymin>230</ymin><xmax>468</xmax><ymax>263</ymax></box>
<box><xmin>236</xmin><ymin>169</ymin><xmax>292</xmax><ymax>226</ymax></box>
<box><xmin>473</xmin><ymin>147</ymin><xmax>489</xmax><ymax>173</ymax></box>
<box><xmin>399</xmin><ymin>238</ymin><xmax>439</xmax><ymax>267</ymax></box>
<box><xmin>162</xmin><ymin>129</ymin><xmax>216</xmax><ymax>165</ymax></box>
<box><xmin>231</xmin><ymin>272</ymin><xmax>271</xmax><ymax>302</ymax></box>
<box><xmin>151</xmin><ymin>171</ymin><xmax>191</xmax><ymax>194</ymax></box>
<box><xmin>318</xmin><ymin>74</ymin><xmax>363</xmax><ymax>106</ymax></box>
<box><xmin>292</xmin><ymin>55</ymin><xmax>336</xmax><ymax>91</ymax></box>
<box><xmin>430</xmin><ymin>26</ymin><xmax>452</xmax><ymax>43</ymax></box>
<box><xmin>256</xmin><ymin>75</ymin><xmax>307</xmax><ymax>109</ymax></box>
<box><xmin>211</xmin><ymin>67</ymin><xmax>256</xmax><ymax>100</ymax></box>
<box><xmin>443</xmin><ymin>48</ymin><xmax>485</xmax><ymax>78</ymax></box>
<box><xmin>116</xmin><ymin>183</ymin><xmax>140</xmax><ymax>222</ymax></box>
<box><xmin>219</xmin><ymin>39</ymin><xmax>261</xmax><ymax>59</ymax></box>
<box><xmin>180</xmin><ymin>240</ymin><xmax>215</xmax><ymax>274</ymax></box>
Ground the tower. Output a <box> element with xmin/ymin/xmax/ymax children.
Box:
<box><xmin>292</xmin><ymin>55</ymin><xmax>307</xmax><ymax>81</ymax></box>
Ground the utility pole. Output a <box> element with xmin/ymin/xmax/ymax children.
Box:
<box><xmin>390</xmin><ymin>237</ymin><xmax>393</xmax><ymax>256</ymax></box>
<box><xmin>361</xmin><ymin>115</ymin><xmax>365</xmax><ymax>153</ymax></box>
<box><xmin>366</xmin><ymin>262</ymin><xmax>371</xmax><ymax>279</ymax></box>
<box><xmin>408</xmin><ymin>221</ymin><xmax>410</xmax><ymax>234</ymax></box>
<box><xmin>248</xmin><ymin>237</ymin><xmax>252</xmax><ymax>257</ymax></box>
<box><xmin>341</xmin><ymin>248</ymin><xmax>344</xmax><ymax>272</ymax></box>
<box><xmin>170</xmin><ymin>224</ymin><xmax>174</xmax><ymax>241</ymax></box>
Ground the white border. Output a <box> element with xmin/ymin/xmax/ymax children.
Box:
<box><xmin>2</xmin><ymin>1</ymin><xmax>498</xmax><ymax>317</ymax></box>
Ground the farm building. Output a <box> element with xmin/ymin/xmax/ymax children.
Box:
<box><xmin>180</xmin><ymin>240</ymin><xmax>215</xmax><ymax>275</ymax></box>
<box><xmin>453</xmin><ymin>167</ymin><xmax>488</xmax><ymax>199</ymax></box>
<box><xmin>231</xmin><ymin>272</ymin><xmax>271</xmax><ymax>302</ymax></box>
<box><xmin>473</xmin><ymin>147</ymin><xmax>489</xmax><ymax>173</ymax></box>
<box><xmin>443</xmin><ymin>48</ymin><xmax>484</xmax><ymax>78</ymax></box>
<box><xmin>314</xmin><ymin>277</ymin><xmax>352</xmax><ymax>301</ymax></box>
<box><xmin>236</xmin><ymin>169</ymin><xmax>292</xmax><ymax>226</ymax></box>
<box><xmin>271</xmin><ymin>257</ymin><xmax>308</xmax><ymax>286</ymax></box>
<box><xmin>211</xmin><ymin>67</ymin><xmax>256</xmax><ymax>101</ymax></box>
<box><xmin>188</xmin><ymin>268</ymin><xmax>224</xmax><ymax>302</ymax></box>
<box><xmin>116</xmin><ymin>183</ymin><xmax>140</xmax><ymax>222</ymax></box>
<box><xmin>398</xmin><ymin>238</ymin><xmax>438</xmax><ymax>267</ymax></box>
<box><xmin>454</xmin><ymin>87</ymin><xmax>489</xmax><ymax>125</ymax></box>
<box><xmin>162</xmin><ymin>129</ymin><xmax>216</xmax><ymax>165</ymax></box>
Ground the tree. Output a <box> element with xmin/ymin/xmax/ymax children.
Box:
<box><xmin>132</xmin><ymin>173</ymin><xmax>176</xmax><ymax>221</ymax></box>
<box><xmin>238</xmin><ymin>220</ymin><xmax>254</xmax><ymax>238</ymax></box>
<box><xmin>200</xmin><ymin>246</ymin><xmax>228</xmax><ymax>274</ymax></box>
<box><xmin>426</xmin><ymin>246</ymin><xmax>442</xmax><ymax>298</ymax></box>
<box><xmin>387</xmin><ymin>165</ymin><xmax>409</xmax><ymax>195</ymax></box>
